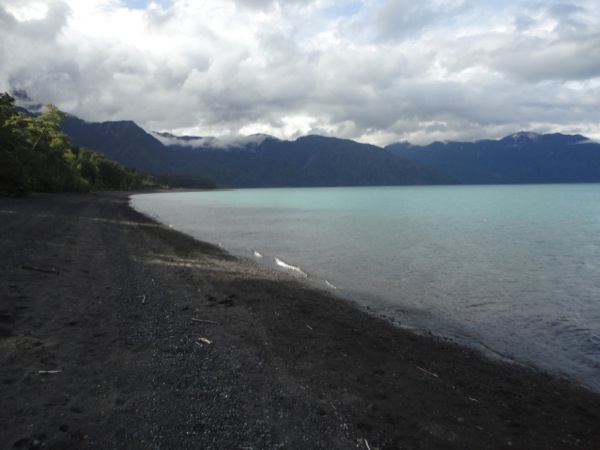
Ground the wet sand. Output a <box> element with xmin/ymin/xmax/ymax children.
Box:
<box><xmin>1</xmin><ymin>192</ymin><xmax>599</xmax><ymax>449</ymax></box>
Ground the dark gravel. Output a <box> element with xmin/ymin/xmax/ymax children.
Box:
<box><xmin>1</xmin><ymin>192</ymin><xmax>599</xmax><ymax>449</ymax></box>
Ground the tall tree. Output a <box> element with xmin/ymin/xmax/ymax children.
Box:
<box><xmin>5</xmin><ymin>103</ymin><xmax>74</xmax><ymax>191</ymax></box>
<box><xmin>1</xmin><ymin>92</ymin><xmax>155</xmax><ymax>196</ymax></box>
<box><xmin>0</xmin><ymin>94</ymin><xmax>29</xmax><ymax>195</ymax></box>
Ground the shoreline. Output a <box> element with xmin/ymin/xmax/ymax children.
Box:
<box><xmin>131</xmin><ymin>188</ymin><xmax>600</xmax><ymax>394</ymax></box>
<box><xmin>1</xmin><ymin>191</ymin><xmax>599</xmax><ymax>449</ymax></box>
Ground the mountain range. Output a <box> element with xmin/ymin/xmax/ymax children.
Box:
<box><xmin>386</xmin><ymin>132</ymin><xmax>600</xmax><ymax>185</ymax></box>
<box><xmin>61</xmin><ymin>116</ymin><xmax>455</xmax><ymax>187</ymax></box>
<box><xmin>61</xmin><ymin>115</ymin><xmax>600</xmax><ymax>188</ymax></box>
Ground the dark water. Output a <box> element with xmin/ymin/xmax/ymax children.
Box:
<box><xmin>132</xmin><ymin>184</ymin><xmax>600</xmax><ymax>391</ymax></box>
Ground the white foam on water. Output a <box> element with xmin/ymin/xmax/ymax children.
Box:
<box><xmin>325</xmin><ymin>280</ymin><xmax>337</xmax><ymax>289</ymax></box>
<box><xmin>275</xmin><ymin>257</ymin><xmax>307</xmax><ymax>277</ymax></box>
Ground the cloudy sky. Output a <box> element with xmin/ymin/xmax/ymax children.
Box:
<box><xmin>1</xmin><ymin>0</ymin><xmax>600</xmax><ymax>145</ymax></box>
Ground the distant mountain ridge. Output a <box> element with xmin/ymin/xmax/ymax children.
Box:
<box><xmin>386</xmin><ymin>132</ymin><xmax>600</xmax><ymax>184</ymax></box>
<box><xmin>61</xmin><ymin>116</ymin><xmax>456</xmax><ymax>188</ymax></box>
<box><xmin>61</xmin><ymin>114</ymin><xmax>600</xmax><ymax>187</ymax></box>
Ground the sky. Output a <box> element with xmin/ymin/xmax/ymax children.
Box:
<box><xmin>1</xmin><ymin>0</ymin><xmax>600</xmax><ymax>146</ymax></box>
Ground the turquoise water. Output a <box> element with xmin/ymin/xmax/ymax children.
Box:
<box><xmin>132</xmin><ymin>185</ymin><xmax>600</xmax><ymax>391</ymax></box>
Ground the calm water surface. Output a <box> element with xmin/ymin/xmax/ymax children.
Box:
<box><xmin>132</xmin><ymin>185</ymin><xmax>600</xmax><ymax>391</ymax></box>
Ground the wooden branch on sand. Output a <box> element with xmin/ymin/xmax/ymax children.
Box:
<box><xmin>417</xmin><ymin>366</ymin><xmax>439</xmax><ymax>378</ymax></box>
<box><xmin>22</xmin><ymin>265</ymin><xmax>59</xmax><ymax>274</ymax></box>
<box><xmin>191</xmin><ymin>318</ymin><xmax>221</xmax><ymax>325</ymax></box>
<box><xmin>320</xmin><ymin>400</ymin><xmax>336</xmax><ymax>411</ymax></box>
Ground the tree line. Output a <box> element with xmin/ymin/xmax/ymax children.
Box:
<box><xmin>0</xmin><ymin>92</ymin><xmax>155</xmax><ymax>196</ymax></box>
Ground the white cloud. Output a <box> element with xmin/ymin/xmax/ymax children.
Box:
<box><xmin>150</xmin><ymin>130</ymin><xmax>270</xmax><ymax>149</ymax></box>
<box><xmin>1</xmin><ymin>0</ymin><xmax>600</xmax><ymax>145</ymax></box>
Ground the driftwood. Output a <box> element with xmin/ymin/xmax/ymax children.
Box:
<box><xmin>191</xmin><ymin>318</ymin><xmax>221</xmax><ymax>325</ymax></box>
<box><xmin>22</xmin><ymin>265</ymin><xmax>58</xmax><ymax>274</ymax></box>
<box><xmin>196</xmin><ymin>337</ymin><xmax>212</xmax><ymax>345</ymax></box>
<box><xmin>320</xmin><ymin>400</ymin><xmax>336</xmax><ymax>411</ymax></box>
<box><xmin>416</xmin><ymin>366</ymin><xmax>439</xmax><ymax>378</ymax></box>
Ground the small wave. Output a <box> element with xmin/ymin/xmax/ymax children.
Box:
<box><xmin>253</xmin><ymin>250</ymin><xmax>263</xmax><ymax>258</ymax></box>
<box><xmin>275</xmin><ymin>257</ymin><xmax>307</xmax><ymax>277</ymax></box>
<box><xmin>325</xmin><ymin>280</ymin><xmax>337</xmax><ymax>290</ymax></box>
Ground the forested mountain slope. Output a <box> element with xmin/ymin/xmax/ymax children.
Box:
<box><xmin>62</xmin><ymin>116</ymin><xmax>456</xmax><ymax>188</ymax></box>
<box><xmin>386</xmin><ymin>132</ymin><xmax>600</xmax><ymax>184</ymax></box>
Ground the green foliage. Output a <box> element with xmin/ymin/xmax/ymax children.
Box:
<box><xmin>0</xmin><ymin>93</ymin><xmax>154</xmax><ymax>196</ymax></box>
<box><xmin>0</xmin><ymin>93</ymin><xmax>28</xmax><ymax>195</ymax></box>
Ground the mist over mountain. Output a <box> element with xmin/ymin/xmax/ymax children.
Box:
<box><xmin>386</xmin><ymin>132</ymin><xmax>600</xmax><ymax>184</ymax></box>
<box><xmin>61</xmin><ymin>116</ymin><xmax>456</xmax><ymax>188</ymax></box>
<box><xmin>151</xmin><ymin>131</ymin><xmax>271</xmax><ymax>150</ymax></box>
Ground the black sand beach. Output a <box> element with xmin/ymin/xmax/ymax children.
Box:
<box><xmin>1</xmin><ymin>192</ymin><xmax>599</xmax><ymax>449</ymax></box>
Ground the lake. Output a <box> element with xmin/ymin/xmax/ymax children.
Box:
<box><xmin>131</xmin><ymin>184</ymin><xmax>600</xmax><ymax>391</ymax></box>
